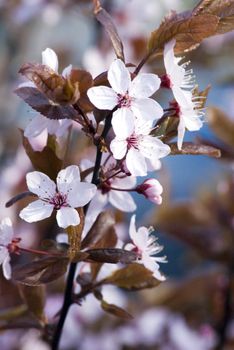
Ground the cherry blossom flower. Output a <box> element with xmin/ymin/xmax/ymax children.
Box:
<box><xmin>87</xmin><ymin>59</ymin><xmax>163</xmax><ymax>127</ymax></box>
<box><xmin>22</xmin><ymin>48</ymin><xmax>73</xmax><ymax>139</ymax></box>
<box><xmin>0</xmin><ymin>218</ymin><xmax>14</xmax><ymax>279</ymax></box>
<box><xmin>136</xmin><ymin>178</ymin><xmax>163</xmax><ymax>204</ymax></box>
<box><xmin>163</xmin><ymin>39</ymin><xmax>203</xmax><ymax>149</ymax></box>
<box><xmin>126</xmin><ymin>215</ymin><xmax>167</xmax><ymax>281</ymax></box>
<box><xmin>19</xmin><ymin>165</ymin><xmax>97</xmax><ymax>228</ymax></box>
<box><xmin>175</xmin><ymin>93</ymin><xmax>203</xmax><ymax>150</ymax></box>
<box><xmin>110</xmin><ymin>118</ymin><xmax>170</xmax><ymax>176</ymax></box>
<box><xmin>81</xmin><ymin>157</ymin><xmax>136</xmax><ymax>212</ymax></box>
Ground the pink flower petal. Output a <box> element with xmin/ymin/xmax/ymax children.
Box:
<box><xmin>66</xmin><ymin>181</ymin><xmax>97</xmax><ymax>208</ymax></box>
<box><xmin>110</xmin><ymin>138</ymin><xmax>128</xmax><ymax>160</ymax></box>
<box><xmin>56</xmin><ymin>207</ymin><xmax>80</xmax><ymax>228</ymax></box>
<box><xmin>87</xmin><ymin>86</ymin><xmax>117</xmax><ymax>110</ymax></box>
<box><xmin>108</xmin><ymin>59</ymin><xmax>131</xmax><ymax>94</ymax></box>
<box><xmin>109</xmin><ymin>190</ymin><xmax>136</xmax><ymax>212</ymax></box>
<box><xmin>111</xmin><ymin>108</ymin><xmax>135</xmax><ymax>138</ymax></box>
<box><xmin>42</xmin><ymin>48</ymin><xmax>59</xmax><ymax>72</ymax></box>
<box><xmin>126</xmin><ymin>148</ymin><xmax>147</xmax><ymax>176</ymax></box>
<box><xmin>26</xmin><ymin>172</ymin><xmax>56</xmax><ymax>199</ymax></box>
<box><xmin>131</xmin><ymin>98</ymin><xmax>163</xmax><ymax>122</ymax></box>
<box><xmin>19</xmin><ymin>200</ymin><xmax>54</xmax><ymax>223</ymax></box>
<box><xmin>129</xmin><ymin>73</ymin><xmax>161</xmax><ymax>98</ymax></box>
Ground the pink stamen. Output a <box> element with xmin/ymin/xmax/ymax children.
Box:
<box><xmin>117</xmin><ymin>93</ymin><xmax>132</xmax><ymax>108</ymax></box>
<box><xmin>160</xmin><ymin>74</ymin><xmax>172</xmax><ymax>89</ymax></box>
<box><xmin>127</xmin><ymin>134</ymin><xmax>139</xmax><ymax>150</ymax></box>
<box><xmin>49</xmin><ymin>192</ymin><xmax>68</xmax><ymax>210</ymax></box>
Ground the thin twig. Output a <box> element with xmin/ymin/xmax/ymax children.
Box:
<box><xmin>51</xmin><ymin>111</ymin><xmax>113</xmax><ymax>350</ymax></box>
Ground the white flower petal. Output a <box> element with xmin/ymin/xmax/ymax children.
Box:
<box><xmin>129</xmin><ymin>73</ymin><xmax>161</xmax><ymax>98</ymax></box>
<box><xmin>131</xmin><ymin>98</ymin><xmax>163</xmax><ymax>122</ymax></box>
<box><xmin>164</xmin><ymin>39</ymin><xmax>185</xmax><ymax>86</ymax></box>
<box><xmin>126</xmin><ymin>148</ymin><xmax>147</xmax><ymax>176</ymax></box>
<box><xmin>153</xmin><ymin>268</ymin><xmax>166</xmax><ymax>281</ymax></box>
<box><xmin>66</xmin><ymin>181</ymin><xmax>97</xmax><ymax>208</ymax></box>
<box><xmin>24</xmin><ymin>115</ymin><xmax>48</xmax><ymax>138</ymax></box>
<box><xmin>142</xmin><ymin>253</ymin><xmax>160</xmax><ymax>273</ymax></box>
<box><xmin>111</xmin><ymin>108</ymin><xmax>135</xmax><ymax>138</ymax></box>
<box><xmin>0</xmin><ymin>218</ymin><xmax>14</xmax><ymax>245</ymax></box>
<box><xmin>129</xmin><ymin>215</ymin><xmax>137</xmax><ymax>241</ymax></box>
<box><xmin>55</xmin><ymin>120</ymin><xmax>73</xmax><ymax>137</ymax></box>
<box><xmin>0</xmin><ymin>247</ymin><xmax>8</xmax><ymax>265</ymax></box>
<box><xmin>184</xmin><ymin>114</ymin><xmax>203</xmax><ymax>131</ymax></box>
<box><xmin>62</xmin><ymin>64</ymin><xmax>72</xmax><ymax>78</ymax></box>
<box><xmin>42</xmin><ymin>48</ymin><xmax>59</xmax><ymax>72</ymax></box>
<box><xmin>113</xmin><ymin>175</ymin><xmax>137</xmax><ymax>189</ymax></box>
<box><xmin>109</xmin><ymin>190</ymin><xmax>136</xmax><ymax>212</ymax></box>
<box><xmin>139</xmin><ymin>135</ymin><xmax>171</xmax><ymax>160</ymax></box>
<box><xmin>164</xmin><ymin>39</ymin><xmax>176</xmax><ymax>74</ymax></box>
<box><xmin>57</xmin><ymin>165</ymin><xmax>81</xmax><ymax>195</ymax></box>
<box><xmin>56</xmin><ymin>207</ymin><xmax>80</xmax><ymax>228</ymax></box>
<box><xmin>18</xmin><ymin>81</ymin><xmax>36</xmax><ymax>88</ymax></box>
<box><xmin>146</xmin><ymin>158</ymin><xmax>162</xmax><ymax>171</ymax></box>
<box><xmin>83</xmin><ymin>192</ymin><xmax>108</xmax><ymax>236</ymax></box>
<box><xmin>19</xmin><ymin>200</ymin><xmax>54</xmax><ymax>223</ymax></box>
<box><xmin>87</xmin><ymin>86</ymin><xmax>117</xmax><ymax>110</ymax></box>
<box><xmin>2</xmin><ymin>255</ymin><xmax>11</xmax><ymax>280</ymax></box>
<box><xmin>26</xmin><ymin>171</ymin><xmax>56</xmax><ymax>199</ymax></box>
<box><xmin>46</xmin><ymin>120</ymin><xmax>61</xmax><ymax>135</ymax></box>
<box><xmin>125</xmin><ymin>242</ymin><xmax>135</xmax><ymax>251</ymax></box>
<box><xmin>172</xmin><ymin>86</ymin><xmax>191</xmax><ymax>106</ymax></box>
<box><xmin>108</xmin><ymin>59</ymin><xmax>131</xmax><ymax>94</ymax></box>
<box><xmin>177</xmin><ymin>118</ymin><xmax>186</xmax><ymax>150</ymax></box>
<box><xmin>110</xmin><ymin>138</ymin><xmax>128</xmax><ymax>160</ymax></box>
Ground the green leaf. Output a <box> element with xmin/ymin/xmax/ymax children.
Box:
<box><xmin>13</xmin><ymin>257</ymin><xmax>69</xmax><ymax>286</ymax></box>
<box><xmin>193</xmin><ymin>0</ymin><xmax>234</xmax><ymax>34</ymax></box>
<box><xmin>148</xmin><ymin>11</ymin><xmax>218</xmax><ymax>55</ymax></box>
<box><xmin>104</xmin><ymin>263</ymin><xmax>161</xmax><ymax>291</ymax></box>
<box><xmin>81</xmin><ymin>211</ymin><xmax>117</xmax><ymax>250</ymax></box>
<box><xmin>208</xmin><ymin>107</ymin><xmax>234</xmax><ymax>148</ymax></box>
<box><xmin>66</xmin><ymin>208</ymin><xmax>85</xmax><ymax>260</ymax></box>
<box><xmin>94</xmin><ymin>0</ymin><xmax>125</xmax><ymax>61</ymax></box>
<box><xmin>101</xmin><ymin>300</ymin><xmax>133</xmax><ymax>319</ymax></box>
<box><xmin>19</xmin><ymin>285</ymin><xmax>46</xmax><ymax>323</ymax></box>
<box><xmin>85</xmin><ymin>248</ymin><xmax>139</xmax><ymax>264</ymax></box>
<box><xmin>21</xmin><ymin>132</ymin><xmax>63</xmax><ymax>181</ymax></box>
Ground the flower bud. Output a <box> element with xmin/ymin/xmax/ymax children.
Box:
<box><xmin>136</xmin><ymin>178</ymin><xmax>163</xmax><ymax>204</ymax></box>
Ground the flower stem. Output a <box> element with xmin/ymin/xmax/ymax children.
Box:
<box><xmin>51</xmin><ymin>262</ymin><xmax>76</xmax><ymax>350</ymax></box>
<box><xmin>134</xmin><ymin>51</ymin><xmax>152</xmax><ymax>75</ymax></box>
<box><xmin>51</xmin><ymin>113</ymin><xmax>113</xmax><ymax>350</ymax></box>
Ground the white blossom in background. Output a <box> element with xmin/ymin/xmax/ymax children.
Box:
<box><xmin>20</xmin><ymin>165</ymin><xmax>96</xmax><ymax>228</ymax></box>
<box><xmin>163</xmin><ymin>39</ymin><xmax>203</xmax><ymax>149</ymax></box>
<box><xmin>87</xmin><ymin>58</ymin><xmax>163</xmax><ymax>127</ymax></box>
<box><xmin>80</xmin><ymin>158</ymin><xmax>137</xmax><ymax>235</ymax></box>
<box><xmin>126</xmin><ymin>215</ymin><xmax>167</xmax><ymax>281</ymax></box>
<box><xmin>110</xmin><ymin>118</ymin><xmax>170</xmax><ymax>176</ymax></box>
<box><xmin>0</xmin><ymin>218</ymin><xmax>14</xmax><ymax>279</ymax></box>
<box><xmin>93</xmin><ymin>175</ymin><xmax>137</xmax><ymax>212</ymax></box>
<box><xmin>24</xmin><ymin>114</ymin><xmax>72</xmax><ymax>139</ymax></box>
<box><xmin>22</xmin><ymin>48</ymin><xmax>73</xmax><ymax>139</ymax></box>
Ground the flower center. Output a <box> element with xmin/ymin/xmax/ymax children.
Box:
<box><xmin>127</xmin><ymin>133</ymin><xmax>139</xmax><ymax>150</ymax></box>
<box><xmin>117</xmin><ymin>93</ymin><xmax>132</xmax><ymax>108</ymax></box>
<box><xmin>160</xmin><ymin>74</ymin><xmax>172</xmax><ymax>89</ymax></box>
<box><xmin>100</xmin><ymin>179</ymin><xmax>112</xmax><ymax>194</ymax></box>
<box><xmin>49</xmin><ymin>192</ymin><xmax>68</xmax><ymax>210</ymax></box>
<box><xmin>169</xmin><ymin>101</ymin><xmax>181</xmax><ymax>116</ymax></box>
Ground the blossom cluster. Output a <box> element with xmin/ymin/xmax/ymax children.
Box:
<box><xmin>1</xmin><ymin>38</ymin><xmax>204</xmax><ymax>283</ymax></box>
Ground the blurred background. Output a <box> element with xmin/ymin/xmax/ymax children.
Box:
<box><xmin>0</xmin><ymin>0</ymin><xmax>234</xmax><ymax>349</ymax></box>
